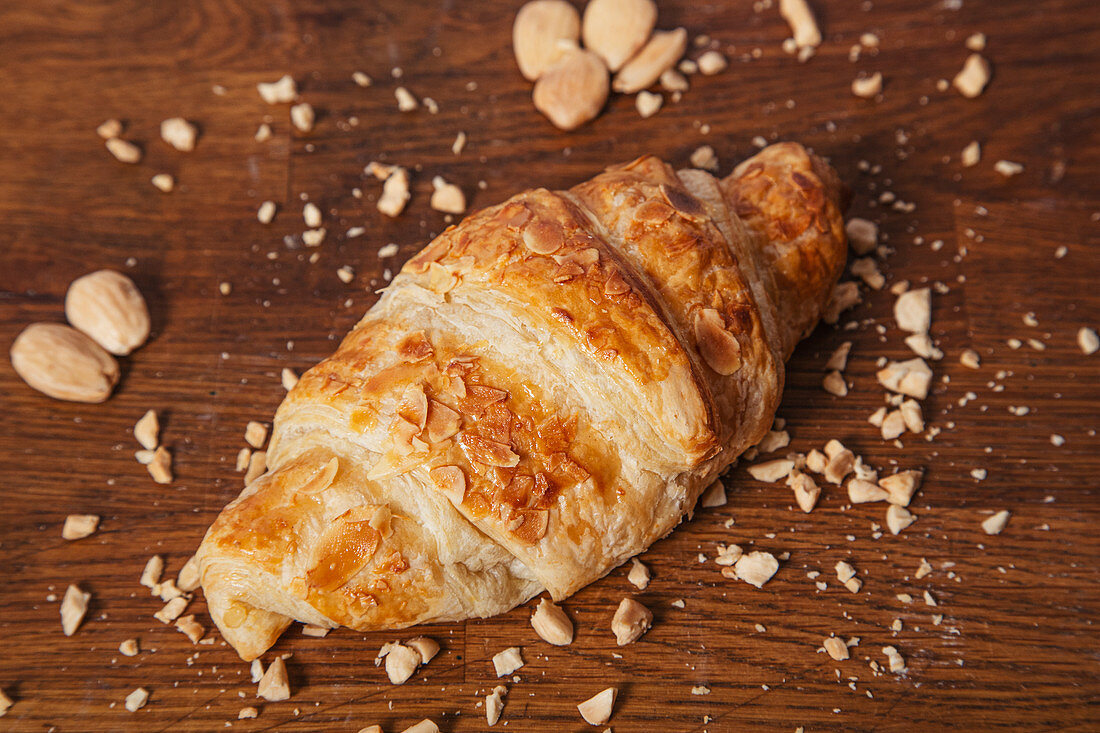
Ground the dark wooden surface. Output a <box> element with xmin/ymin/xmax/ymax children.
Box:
<box><xmin>1</xmin><ymin>1</ymin><xmax>1098</xmax><ymax>730</ymax></box>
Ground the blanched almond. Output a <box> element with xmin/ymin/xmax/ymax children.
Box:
<box><xmin>10</xmin><ymin>323</ymin><xmax>119</xmax><ymax>403</ymax></box>
<box><xmin>582</xmin><ymin>0</ymin><xmax>656</xmax><ymax>72</ymax></box>
<box><xmin>613</xmin><ymin>28</ymin><xmax>688</xmax><ymax>93</ymax></box>
<box><xmin>577</xmin><ymin>687</ymin><xmax>617</xmax><ymax>726</ymax></box>
<box><xmin>512</xmin><ymin>0</ymin><xmax>581</xmax><ymax>81</ymax></box>
<box><xmin>65</xmin><ymin>270</ymin><xmax>150</xmax><ymax>355</ymax></box>
<box><xmin>611</xmin><ymin>597</ymin><xmax>652</xmax><ymax>645</ymax></box>
<box><xmin>530</xmin><ymin>598</ymin><xmax>574</xmax><ymax>645</ymax></box>
<box><xmin>532</xmin><ymin>47</ymin><xmax>609</xmax><ymax>131</ymax></box>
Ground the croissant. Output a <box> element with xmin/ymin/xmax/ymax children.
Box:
<box><xmin>196</xmin><ymin>142</ymin><xmax>847</xmax><ymax>660</ymax></box>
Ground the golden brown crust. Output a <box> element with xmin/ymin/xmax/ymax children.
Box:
<box><xmin>196</xmin><ymin>143</ymin><xmax>848</xmax><ymax>659</ymax></box>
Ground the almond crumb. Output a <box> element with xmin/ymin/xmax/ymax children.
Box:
<box><xmin>780</xmin><ymin>0</ymin><xmax>821</xmax><ymax>49</ymax></box>
<box><xmin>611</xmin><ymin>597</ymin><xmax>652</xmax><ymax>645</ymax></box>
<box><xmin>885</xmin><ymin>504</ymin><xmax>916</xmax><ymax>535</ymax></box>
<box><xmin>492</xmin><ymin>646</ymin><xmax>524</xmax><ymax>677</ymax></box>
<box><xmin>953</xmin><ymin>54</ymin><xmax>991</xmax><ymax>98</ymax></box>
<box><xmin>430</xmin><ymin>176</ymin><xmax>466</xmax><ymax>214</ymax></box>
<box><xmin>160</xmin><ymin>117</ymin><xmax>197</xmax><ymax>151</ymax></box>
<box><xmin>377</xmin><ymin>167</ymin><xmax>411</xmax><ymax>217</ymax></box>
<box><xmin>175</xmin><ymin>614</ymin><xmax>204</xmax><ymax>643</ymax></box>
<box><xmin>824</xmin><ymin>637</ymin><xmax>849</xmax><ymax>661</ymax></box>
<box><xmin>577</xmin><ymin>687</ymin><xmax>617</xmax><ymax>726</ymax></box>
<box><xmin>961</xmin><ymin>140</ymin><xmax>982</xmax><ymax>167</ymax></box>
<box><xmin>119</xmin><ymin>638</ymin><xmax>139</xmax><ymax>656</ymax></box>
<box><xmin>105</xmin><ymin>138</ymin><xmax>142</xmax><ymax>163</ymax></box>
<box><xmin>734</xmin><ymin>551</ymin><xmax>779</xmax><ymax>588</ymax></box>
<box><xmin>257</xmin><ymin>656</ymin><xmax>291</xmax><ymax>701</ymax></box>
<box><xmin>290</xmin><ymin>102</ymin><xmax>315</xmax><ymax>133</ymax></box>
<box><xmin>699</xmin><ymin>479</ymin><xmax>727</xmax><ymax>508</ymax></box>
<box><xmin>61</xmin><ymin>584</ymin><xmax>91</xmax><ymax>636</ymax></box>
<box><xmin>635</xmin><ymin>90</ymin><xmax>663</xmax><ymax>118</ymax></box>
<box><xmin>851</xmin><ymin>72</ymin><xmax>883</xmax><ymax>98</ymax></box>
<box><xmin>485</xmin><ymin>684</ymin><xmax>508</xmax><ymax>727</ymax></box>
<box><xmin>281</xmin><ymin>368</ymin><xmax>299</xmax><ymax>390</ymax></box>
<box><xmin>845</xmin><ymin>218</ymin><xmax>878</xmax><ymax>255</ymax></box>
<box><xmin>1078</xmin><ymin>327</ymin><xmax>1099</xmax><ymax>355</ymax></box>
<box><xmin>627</xmin><ymin>558</ymin><xmax>651</xmax><ymax>589</ymax></box>
<box><xmin>395</xmin><ymin>86</ymin><xmax>418</xmax><ymax>112</ymax></box>
<box><xmin>531</xmin><ymin>598</ymin><xmax>574</xmax><ymax>646</ymax></box>
<box><xmin>882</xmin><ymin>645</ymin><xmax>907</xmax><ymax>674</ymax></box>
<box><xmin>62</xmin><ymin>514</ymin><xmax>100</xmax><ymax>540</ymax></box>
<box><xmin>981</xmin><ymin>509</ymin><xmax>1010</xmax><ymax>535</ymax></box>
<box><xmin>238</xmin><ymin>707</ymin><xmax>259</xmax><ymax>720</ymax></box>
<box><xmin>97</xmin><ymin>118</ymin><xmax>123</xmax><ymax>139</ymax></box>
<box><xmin>245</xmin><ymin>450</ymin><xmax>267</xmax><ymax>483</ymax></box>
<box><xmin>124</xmin><ymin>687</ymin><xmax>149</xmax><ymax>712</ymax></box>
<box><xmin>747</xmin><ymin>459</ymin><xmax>795</xmax><ymax>483</ymax></box>
<box><xmin>994</xmin><ymin>160</ymin><xmax>1024</xmax><ymax>177</ymax></box>
<box><xmin>823</xmin><ymin>370</ymin><xmax>848</xmax><ymax>396</ymax></box>
<box><xmin>959</xmin><ymin>349</ymin><xmax>981</xmax><ymax>369</ymax></box>
<box><xmin>134</xmin><ymin>409</ymin><xmax>159</xmax><ymax>450</ymax></box>
<box><xmin>697</xmin><ymin>50</ymin><xmax>728</xmax><ymax>75</ymax></box>
<box><xmin>690</xmin><ymin>145</ymin><xmax>719</xmax><ymax>172</ymax></box>
<box><xmin>257</xmin><ymin>75</ymin><xmax>298</xmax><ymax>104</ymax></box>
<box><xmin>151</xmin><ymin>173</ymin><xmax>175</xmax><ymax>192</ymax></box>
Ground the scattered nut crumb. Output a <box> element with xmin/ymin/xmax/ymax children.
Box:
<box><xmin>124</xmin><ymin>687</ymin><xmax>149</xmax><ymax>712</ymax></box>
<box><xmin>452</xmin><ymin>131</ymin><xmax>467</xmax><ymax>155</ymax></box>
<box><xmin>244</xmin><ymin>421</ymin><xmax>268</xmax><ymax>449</ymax></box>
<box><xmin>134</xmin><ymin>409</ymin><xmax>159</xmax><ymax>450</ymax></box>
<box><xmin>747</xmin><ymin>458</ymin><xmax>795</xmax><ymax>483</ymax></box>
<box><xmin>255</xmin><ymin>123</ymin><xmax>273</xmax><ymax>142</ymax></box>
<box><xmin>824</xmin><ymin>636</ymin><xmax>849</xmax><ymax>661</ymax></box>
<box><xmin>780</xmin><ymin>0</ymin><xmax>822</xmax><ymax>49</ymax></box>
<box><xmin>882</xmin><ymin>645</ymin><xmax>907</xmax><ymax>674</ymax></box>
<box><xmin>106</xmin><ymin>138</ymin><xmax>142</xmax><ymax>163</ymax></box>
<box><xmin>1077</xmin><ymin>327</ymin><xmax>1099</xmax><ymax>355</ymax></box>
<box><xmin>953</xmin><ymin>53</ymin><xmax>991</xmax><ymax>98</ymax></box>
<box><xmin>61</xmin><ymin>584</ymin><xmax>91</xmax><ymax>636</ymax></box>
<box><xmin>577</xmin><ymin>687</ymin><xmax>617</xmax><ymax>726</ymax></box>
<box><xmin>257</xmin><ymin>200</ymin><xmax>277</xmax><ymax>224</ymax></box>
<box><xmin>97</xmin><ymin>118</ymin><xmax>123</xmax><ymax>139</ymax></box>
<box><xmin>690</xmin><ymin>145</ymin><xmax>719</xmax><ymax>171</ymax></box>
<box><xmin>384</xmin><ymin>643</ymin><xmax>422</xmax><ymax>684</ymax></box>
<box><xmin>395</xmin><ymin>86</ymin><xmax>418</xmax><ymax>112</ymax></box>
<box><xmin>62</xmin><ymin>514</ymin><xmax>100</xmax><ymax>540</ymax></box>
<box><xmin>851</xmin><ymin>72</ymin><xmax>883</xmax><ymax>98</ymax></box>
<box><xmin>994</xmin><ymin>160</ymin><xmax>1023</xmax><ymax>177</ymax></box>
<box><xmin>290</xmin><ymin>102</ymin><xmax>315</xmax><ymax>133</ymax></box>
<box><xmin>627</xmin><ymin>558</ymin><xmax>651</xmax><ymax>590</ymax></box>
<box><xmin>959</xmin><ymin>349</ymin><xmax>981</xmax><ymax>369</ymax></box>
<box><xmin>245</xmin><ymin>450</ymin><xmax>267</xmax><ymax>483</ymax></box>
<box><xmin>160</xmin><ymin>117</ymin><xmax>197</xmax><ymax>151</ymax></box>
<box><xmin>140</xmin><ymin>555</ymin><xmax>164</xmax><ymax>588</ymax></box>
<box><xmin>611</xmin><ymin>597</ymin><xmax>652</xmax><ymax>645</ymax></box>
<box><xmin>981</xmin><ymin>509</ymin><xmax>1010</xmax><ymax>535</ymax></box>
<box><xmin>699</xmin><ymin>479</ymin><xmax>727</xmax><ymax>508</ymax></box>
<box><xmin>531</xmin><ymin>598</ymin><xmax>574</xmax><ymax>646</ymax></box>
<box><xmin>257</xmin><ymin>75</ymin><xmax>298</xmax><ymax>104</ymax></box>
<box><xmin>845</xmin><ymin>218</ymin><xmax>878</xmax><ymax>255</ymax></box>
<box><xmin>635</xmin><ymin>90</ymin><xmax>663</xmax><ymax>118</ymax></box>
<box><xmin>175</xmin><ymin>614</ymin><xmax>205</xmax><ymax>643</ymax></box>
<box><xmin>485</xmin><ymin>684</ymin><xmax>508</xmax><ymax>727</ymax></box>
<box><xmin>119</xmin><ymin>638</ymin><xmax>139</xmax><ymax>656</ymax></box>
<box><xmin>961</xmin><ymin>140</ymin><xmax>981</xmax><ymax>167</ymax></box>
<box><xmin>238</xmin><ymin>707</ymin><xmax>259</xmax><ymax>720</ymax></box>
<box><xmin>337</xmin><ymin>265</ymin><xmax>355</xmax><ymax>283</ymax></box>
<box><xmin>430</xmin><ymin>176</ymin><xmax>466</xmax><ymax>214</ymax></box>
<box><xmin>885</xmin><ymin>504</ymin><xmax>916</xmax><ymax>535</ymax></box>
<box><xmin>733</xmin><ymin>551</ymin><xmax>779</xmax><ymax>588</ymax></box>
<box><xmin>823</xmin><ymin>370</ymin><xmax>847</xmax><ymax>396</ymax></box>
<box><xmin>154</xmin><ymin>596</ymin><xmax>189</xmax><ymax>624</ymax></box>
<box><xmin>492</xmin><ymin>646</ymin><xmax>524</xmax><ymax>677</ymax></box>
<box><xmin>147</xmin><ymin>446</ymin><xmax>173</xmax><ymax>484</ymax></box>
<box><xmin>696</xmin><ymin>50</ymin><xmax>728</xmax><ymax>75</ymax></box>
<box><xmin>151</xmin><ymin>173</ymin><xmax>175</xmax><ymax>192</ymax></box>
<box><xmin>282</xmin><ymin>368</ymin><xmax>299</xmax><ymax>390</ymax></box>
<box><xmin>377</xmin><ymin>167</ymin><xmax>411</xmax><ymax>217</ymax></box>
<box><xmin>257</xmin><ymin>656</ymin><xmax>291</xmax><ymax>701</ymax></box>
<box><xmin>895</xmin><ymin>288</ymin><xmax>931</xmax><ymax>334</ymax></box>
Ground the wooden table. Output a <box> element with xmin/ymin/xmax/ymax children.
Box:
<box><xmin>1</xmin><ymin>1</ymin><xmax>1097</xmax><ymax>730</ymax></box>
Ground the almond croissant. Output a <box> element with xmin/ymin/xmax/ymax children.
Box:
<box><xmin>196</xmin><ymin>142</ymin><xmax>847</xmax><ymax>660</ymax></box>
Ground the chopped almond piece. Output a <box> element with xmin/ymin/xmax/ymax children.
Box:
<box><xmin>492</xmin><ymin>646</ymin><xmax>525</xmax><ymax>677</ymax></box>
<box><xmin>62</xmin><ymin>514</ymin><xmax>100</xmax><ymax>540</ymax></box>
<box><xmin>868</xmin><ymin>406</ymin><xmax>887</xmax><ymax>428</ymax></box>
<box><xmin>134</xmin><ymin>409</ymin><xmax>159</xmax><ymax>449</ymax></box>
<box><xmin>696</xmin><ymin>50</ymin><xmax>727</xmax><ymax>75</ymax></box>
<box><xmin>845</xmin><ymin>218</ymin><xmax>878</xmax><ymax>255</ymax></box>
<box><xmin>635</xmin><ymin>90</ymin><xmax>663</xmax><ymax>118</ymax></box>
<box><xmin>257</xmin><ymin>74</ymin><xmax>297</xmax><ymax>104</ymax></box>
<box><xmin>300</xmin><ymin>624</ymin><xmax>329</xmax><ymax>638</ymax></box>
<box><xmin>690</xmin><ymin>145</ymin><xmax>719</xmax><ymax>172</ymax></box>
<box><xmin>97</xmin><ymin>118</ymin><xmax>123</xmax><ymax>139</ymax></box>
<box><xmin>780</xmin><ymin>0</ymin><xmax>821</xmax><ymax>48</ymax></box>
<box><xmin>401</xmin><ymin>721</ymin><xmax>439</xmax><ymax>733</ymax></box>
<box><xmin>1078</xmin><ymin>327</ymin><xmax>1099</xmax><ymax>355</ymax></box>
<box><xmin>106</xmin><ymin>138</ymin><xmax>142</xmax><ymax>163</ymax></box>
<box><xmin>124</xmin><ymin>687</ymin><xmax>149</xmax><ymax>712</ymax></box>
<box><xmin>923</xmin><ymin>590</ymin><xmax>938</xmax><ymax>607</ymax></box>
<box><xmin>385</xmin><ymin>643</ymin><xmax>421</xmax><ymax>684</ymax></box>
<box><xmin>961</xmin><ymin>140</ymin><xmax>981</xmax><ymax>167</ymax></box>
<box><xmin>627</xmin><ymin>558</ymin><xmax>651</xmax><ymax>589</ymax></box>
<box><xmin>734</xmin><ymin>551</ymin><xmax>779</xmax><ymax>588</ymax></box>
<box><xmin>851</xmin><ymin>72</ymin><xmax>883</xmax><ymax>98</ymax></box>
<box><xmin>160</xmin><ymin>117</ymin><xmax>197</xmax><ymax>151</ymax></box>
<box><xmin>903</xmin><ymin>332</ymin><xmax>940</xmax><ymax>359</ymax></box>
<box><xmin>885</xmin><ymin>504</ymin><xmax>916</xmax><ymax>535</ymax></box>
<box><xmin>407</xmin><ymin>636</ymin><xmax>440</xmax><ymax>664</ymax></box>
<box><xmin>147</xmin><ymin>446</ymin><xmax>172</xmax><ymax>484</ymax></box>
<box><xmin>119</xmin><ymin>638</ymin><xmax>139</xmax><ymax>656</ymax></box>
<box><xmin>960</xmin><ymin>348</ymin><xmax>981</xmax><ymax>369</ymax></box>
<box><xmin>879</xmin><ymin>470</ymin><xmax>922</xmax><ymax>506</ymax></box>
<box><xmin>844</xmin><ymin>577</ymin><xmax>863</xmax><ymax>593</ymax></box>
<box><xmin>257</xmin><ymin>200</ymin><xmax>277</xmax><ymax>224</ymax></box>
<box><xmin>824</xmin><ymin>448</ymin><xmax>856</xmax><ymax>485</ymax></box>
<box><xmin>154</xmin><ymin>596</ymin><xmax>189</xmax><ymax>624</ymax></box>
<box><xmin>805</xmin><ymin>449</ymin><xmax>827</xmax><ymax>474</ymax></box>
<box><xmin>825</xmin><ymin>342</ymin><xmax>852</xmax><ymax>371</ymax></box>
<box><xmin>281</xmin><ymin>368</ymin><xmax>299</xmax><ymax>390</ymax></box>
<box><xmin>981</xmin><ymin>509</ymin><xmax>1010</xmax><ymax>535</ymax></box>
<box><xmin>244</xmin><ymin>421</ymin><xmax>268</xmax><ymax>448</ymax></box>
<box><xmin>882</xmin><ymin>645</ymin><xmax>907</xmax><ymax>674</ymax></box>
<box><xmin>757</xmin><ymin>430</ymin><xmax>790</xmax><ymax>454</ymax></box>
<box><xmin>531</xmin><ymin>598</ymin><xmax>574</xmax><ymax>646</ymax></box>
<box><xmin>245</xmin><ymin>450</ymin><xmax>267</xmax><ymax>483</ymax></box>
<box><xmin>899</xmin><ymin>399</ymin><xmax>924</xmax><ymax>433</ymax></box>
<box><xmin>430</xmin><ymin>176</ymin><xmax>466</xmax><ymax>214</ymax></box>
<box><xmin>916</xmin><ymin>558</ymin><xmax>933</xmax><ymax>579</ymax></box>
<box><xmin>140</xmin><ymin>555</ymin><xmax>164</xmax><ymax>588</ymax></box>
<box><xmin>611</xmin><ymin>597</ymin><xmax>652</xmax><ymax>645</ymax></box>
<box><xmin>848</xmin><ymin>478</ymin><xmax>888</xmax><ymax>503</ymax></box>
<box><xmin>577</xmin><ymin>687</ymin><xmax>617</xmax><ymax>726</ymax></box>
<box><xmin>395</xmin><ymin>86</ymin><xmax>418</xmax><ymax>112</ymax></box>
<box><xmin>747</xmin><ymin>459</ymin><xmax>794</xmax><ymax>482</ymax></box>
<box><xmin>378</xmin><ymin>167</ymin><xmax>411</xmax><ymax>217</ymax></box>
<box><xmin>966</xmin><ymin>32</ymin><xmax>987</xmax><ymax>51</ymax></box>
<box><xmin>953</xmin><ymin>54</ymin><xmax>991</xmax><ymax>98</ymax></box>
<box><xmin>851</xmin><ymin>257</ymin><xmax>885</xmax><ymax>289</ymax></box>
<box><xmin>876</xmin><ymin>358</ymin><xmax>933</xmax><ymax>399</ymax></box>
<box><xmin>257</xmin><ymin>656</ymin><xmax>291</xmax><ymax>701</ymax></box>
<box><xmin>699</xmin><ymin>479</ymin><xmax>727</xmax><ymax>507</ymax></box>
<box><xmin>236</xmin><ymin>447</ymin><xmax>251</xmax><ymax>471</ymax></box>
<box><xmin>823</xmin><ymin>281</ymin><xmax>862</xmax><ymax>323</ymax></box>
<box><xmin>715</xmin><ymin>543</ymin><xmax>742</xmax><ymax>566</ymax></box>
<box><xmin>881</xmin><ymin>409</ymin><xmax>906</xmax><ymax>440</ymax></box>
<box><xmin>787</xmin><ymin>469</ymin><xmax>820</xmax><ymax>513</ymax></box>
<box><xmin>995</xmin><ymin>160</ymin><xmax>1023</xmax><ymax>177</ymax></box>
<box><xmin>824</xmin><ymin>636</ymin><xmax>849</xmax><ymax>661</ymax></box>
<box><xmin>835</xmin><ymin>560</ymin><xmax>856</xmax><ymax>583</ymax></box>
<box><xmin>175</xmin><ymin>614</ymin><xmax>204</xmax><ymax>643</ymax></box>
<box><xmin>290</xmin><ymin>102</ymin><xmax>315</xmax><ymax>133</ymax></box>
<box><xmin>452</xmin><ymin>131</ymin><xmax>467</xmax><ymax>155</ymax></box>
<box><xmin>238</xmin><ymin>707</ymin><xmax>259</xmax><ymax>719</ymax></box>
<box><xmin>895</xmin><ymin>288</ymin><xmax>931</xmax><ymax>334</ymax></box>
<box><xmin>61</xmin><ymin>584</ymin><xmax>91</xmax><ymax>636</ymax></box>
<box><xmin>486</xmin><ymin>684</ymin><xmax>508</xmax><ymax>727</ymax></box>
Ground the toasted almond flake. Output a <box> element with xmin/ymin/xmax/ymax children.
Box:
<box><xmin>140</xmin><ymin>555</ymin><xmax>164</xmax><ymax>588</ymax></box>
<box><xmin>492</xmin><ymin>646</ymin><xmax>525</xmax><ymax>677</ymax></box>
<box><xmin>160</xmin><ymin>117</ymin><xmax>197</xmax><ymax>151</ymax></box>
<box><xmin>385</xmin><ymin>643</ymin><xmax>421</xmax><ymax>684</ymax></box>
<box><xmin>290</xmin><ymin>102</ymin><xmax>315</xmax><ymax>133</ymax></box>
<box><xmin>154</xmin><ymin>596</ymin><xmax>188</xmax><ymax>624</ymax></box>
<box><xmin>780</xmin><ymin>0</ymin><xmax>821</xmax><ymax>48</ymax></box>
<box><xmin>119</xmin><ymin>638</ymin><xmax>139</xmax><ymax>656</ymax></box>
<box><xmin>62</xmin><ymin>514</ymin><xmax>100</xmax><ymax>540</ymax></box>
<box><xmin>1078</xmin><ymin>327</ymin><xmax>1099</xmax><ymax>355</ymax></box>
<box><xmin>378</xmin><ymin>167</ymin><xmax>411</xmax><ymax>217</ymax></box>
<box><xmin>238</xmin><ymin>707</ymin><xmax>259</xmax><ymax>720</ymax></box>
<box><xmin>953</xmin><ymin>54</ymin><xmax>991</xmax><ymax>98</ymax></box>
<box><xmin>97</xmin><ymin>118</ymin><xmax>123</xmax><ymax>139</ymax></box>
<box><xmin>613</xmin><ymin>27</ymin><xmax>689</xmax><ymax>94</ymax></box>
<box><xmin>851</xmin><ymin>72</ymin><xmax>883</xmax><ymax>98</ymax></box>
<box><xmin>257</xmin><ymin>656</ymin><xmax>291</xmax><ymax>701</ymax></box>
<box><xmin>151</xmin><ymin>173</ymin><xmax>174</xmax><ymax>192</ymax></box>
<box><xmin>61</xmin><ymin>584</ymin><xmax>91</xmax><ymax>636</ymax></box>
<box><xmin>981</xmin><ymin>509</ymin><xmax>1010</xmax><ymax>535</ymax></box>
<box><xmin>697</xmin><ymin>50</ymin><xmax>728</xmax><ymax>75</ymax></box>
<box><xmin>106</xmin><ymin>137</ymin><xmax>142</xmax><ymax>163</ymax></box>
<box><xmin>582</xmin><ymin>0</ymin><xmax>656</xmax><ymax>71</ymax></box>
<box><xmin>627</xmin><ymin>558</ymin><xmax>651</xmax><ymax>589</ymax></box>
<box><xmin>257</xmin><ymin>75</ymin><xmax>298</xmax><ymax>104</ymax></box>
<box><xmin>694</xmin><ymin>307</ymin><xmax>742</xmax><ymax>375</ymax></box>
<box><xmin>577</xmin><ymin>687</ymin><xmax>617</xmax><ymax>726</ymax></box>
<box><xmin>824</xmin><ymin>637</ymin><xmax>849</xmax><ymax>661</ymax></box>
<box><xmin>994</xmin><ymin>159</ymin><xmax>1023</xmax><ymax>177</ymax></box>
<box><xmin>124</xmin><ymin>687</ymin><xmax>149</xmax><ymax>712</ymax></box>
<box><xmin>734</xmin><ymin>551</ymin><xmax>779</xmax><ymax>588</ymax></box>
<box><xmin>882</xmin><ymin>645</ymin><xmax>907</xmax><ymax>674</ymax></box>
<box><xmin>635</xmin><ymin>90</ymin><xmax>663</xmax><ymax>118</ymax></box>
<box><xmin>847</xmin><ymin>477</ymin><xmax>887</xmax><ymax>503</ymax></box>
<box><xmin>690</xmin><ymin>144</ymin><xmax>719</xmax><ymax>172</ymax></box>
<box><xmin>147</xmin><ymin>446</ymin><xmax>172</xmax><ymax>484</ymax></box>
<box><xmin>531</xmin><ymin>598</ymin><xmax>574</xmax><ymax>645</ymax></box>
<box><xmin>876</xmin><ymin>357</ymin><xmax>933</xmax><ymax>399</ymax></box>
<box><xmin>175</xmin><ymin>614</ymin><xmax>204</xmax><ymax>643</ymax></box>
<box><xmin>395</xmin><ymin>86</ymin><xmax>418</xmax><ymax>112</ymax></box>
<box><xmin>823</xmin><ymin>370</ymin><xmax>848</xmax><ymax>396</ymax></box>
<box><xmin>879</xmin><ymin>470</ymin><xmax>922</xmax><ymax>506</ymax></box>
<box><xmin>430</xmin><ymin>176</ymin><xmax>467</xmax><ymax>214</ymax></box>
<box><xmin>611</xmin><ymin>598</ymin><xmax>652</xmax><ymax>645</ymax></box>
<box><xmin>486</xmin><ymin>684</ymin><xmax>508</xmax><ymax>726</ymax></box>
<box><xmin>845</xmin><ymin>218</ymin><xmax>878</xmax><ymax>255</ymax></box>
<box><xmin>452</xmin><ymin>131</ymin><xmax>467</xmax><ymax>155</ymax></box>
<box><xmin>245</xmin><ymin>450</ymin><xmax>267</xmax><ymax>484</ymax></box>
<box><xmin>885</xmin><ymin>504</ymin><xmax>916</xmax><ymax>535</ymax></box>
<box><xmin>747</xmin><ymin>458</ymin><xmax>794</xmax><ymax>483</ymax></box>
<box><xmin>715</xmin><ymin>544</ymin><xmax>743</xmax><ymax>567</ymax></box>
<box><xmin>699</xmin><ymin>480</ymin><xmax>727</xmax><ymax>508</ymax></box>
<box><xmin>257</xmin><ymin>200</ymin><xmax>277</xmax><ymax>224</ymax></box>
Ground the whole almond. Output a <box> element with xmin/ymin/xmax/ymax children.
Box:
<box><xmin>582</xmin><ymin>0</ymin><xmax>657</xmax><ymax>72</ymax></box>
<box><xmin>612</xmin><ymin>28</ymin><xmax>687</xmax><ymax>93</ymax></box>
<box><xmin>10</xmin><ymin>323</ymin><xmax>120</xmax><ymax>403</ymax></box>
<box><xmin>532</xmin><ymin>47</ymin><xmax>609</xmax><ymax>131</ymax></box>
<box><xmin>65</xmin><ymin>270</ymin><xmax>150</xmax><ymax>355</ymax></box>
<box><xmin>513</xmin><ymin>0</ymin><xmax>582</xmax><ymax>82</ymax></box>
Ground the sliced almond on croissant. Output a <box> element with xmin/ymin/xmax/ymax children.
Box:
<box><xmin>694</xmin><ymin>308</ymin><xmax>742</xmax><ymax>375</ymax></box>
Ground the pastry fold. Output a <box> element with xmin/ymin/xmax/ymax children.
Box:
<box><xmin>196</xmin><ymin>143</ymin><xmax>847</xmax><ymax>660</ymax></box>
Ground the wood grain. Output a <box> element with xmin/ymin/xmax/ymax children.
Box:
<box><xmin>1</xmin><ymin>0</ymin><xmax>1098</xmax><ymax>730</ymax></box>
